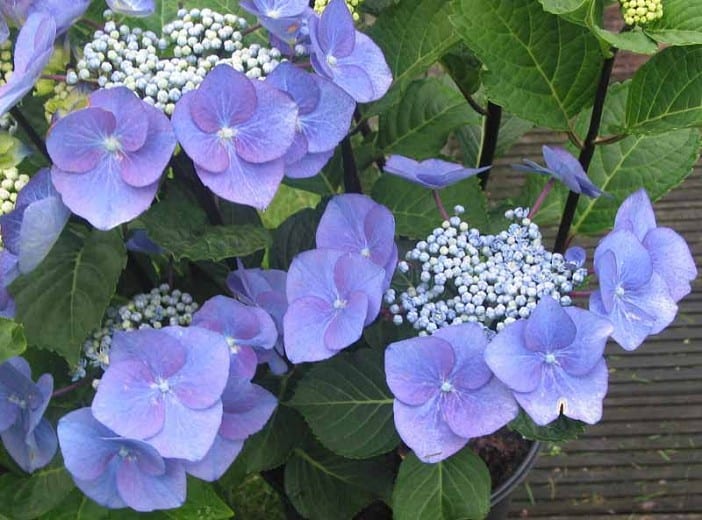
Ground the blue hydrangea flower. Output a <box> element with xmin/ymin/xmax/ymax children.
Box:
<box><xmin>91</xmin><ymin>326</ymin><xmax>230</xmax><ymax>461</ymax></box>
<box><xmin>47</xmin><ymin>87</ymin><xmax>176</xmax><ymax>230</ymax></box>
<box><xmin>0</xmin><ymin>0</ymin><xmax>90</xmax><ymax>40</ymax></box>
<box><xmin>565</xmin><ymin>245</ymin><xmax>586</xmax><ymax>268</ymax></box>
<box><xmin>0</xmin><ymin>250</ymin><xmax>19</xmax><ymax>318</ymax></box>
<box><xmin>384</xmin><ymin>155</ymin><xmax>490</xmax><ymax>190</ymax></box>
<box><xmin>486</xmin><ymin>297</ymin><xmax>613</xmax><ymax>426</ymax></box>
<box><xmin>240</xmin><ymin>0</ymin><xmax>309</xmax><ymax>42</ymax></box>
<box><xmin>172</xmin><ymin>64</ymin><xmax>298</xmax><ymax>209</ymax></box>
<box><xmin>316</xmin><ymin>194</ymin><xmax>397</xmax><ymax>289</ymax></box>
<box><xmin>105</xmin><ymin>0</ymin><xmax>155</xmax><ymax>17</ymax></box>
<box><xmin>0</xmin><ymin>168</ymin><xmax>70</xmax><ymax>274</ymax></box>
<box><xmin>308</xmin><ymin>0</ymin><xmax>392</xmax><ymax>103</ymax></box>
<box><xmin>266</xmin><ymin>62</ymin><xmax>355</xmax><ymax>179</ymax></box>
<box><xmin>0</xmin><ymin>356</ymin><xmax>57</xmax><ymax>472</ymax></box>
<box><xmin>611</xmin><ymin>189</ymin><xmax>697</xmax><ymax>302</ymax></box>
<box><xmin>385</xmin><ymin>323</ymin><xmax>518</xmax><ymax>463</ymax></box>
<box><xmin>0</xmin><ymin>12</ymin><xmax>55</xmax><ymax>116</ymax></box>
<box><xmin>514</xmin><ymin>145</ymin><xmax>604</xmax><ymax>198</ymax></box>
<box><xmin>184</xmin><ymin>345</ymin><xmax>276</xmax><ymax>481</ymax></box>
<box><xmin>284</xmin><ymin>249</ymin><xmax>385</xmax><ymax>363</ymax></box>
<box><xmin>58</xmin><ymin>408</ymin><xmax>186</xmax><ymax>511</ymax></box>
<box><xmin>227</xmin><ymin>263</ymin><xmax>288</xmax><ymax>374</ymax></box>
<box><xmin>589</xmin><ymin>229</ymin><xmax>678</xmax><ymax>351</ymax></box>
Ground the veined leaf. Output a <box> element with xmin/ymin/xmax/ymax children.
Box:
<box><xmin>0</xmin><ymin>318</ymin><xmax>27</xmax><ymax>364</ymax></box>
<box><xmin>646</xmin><ymin>0</ymin><xmax>702</xmax><ymax>46</ymax></box>
<box><xmin>0</xmin><ymin>462</ymin><xmax>75</xmax><ymax>520</ymax></box>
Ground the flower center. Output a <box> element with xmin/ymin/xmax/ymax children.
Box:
<box><xmin>333</xmin><ymin>298</ymin><xmax>347</xmax><ymax>309</ymax></box>
<box><xmin>217</xmin><ymin>127</ymin><xmax>237</xmax><ymax>141</ymax></box>
<box><xmin>615</xmin><ymin>285</ymin><xmax>625</xmax><ymax>297</ymax></box>
<box><xmin>226</xmin><ymin>336</ymin><xmax>240</xmax><ymax>354</ymax></box>
<box><xmin>7</xmin><ymin>393</ymin><xmax>26</xmax><ymax>409</ymax></box>
<box><xmin>151</xmin><ymin>377</ymin><xmax>171</xmax><ymax>393</ymax></box>
<box><xmin>266</xmin><ymin>8</ymin><xmax>281</xmax><ymax>18</ymax></box>
<box><xmin>360</xmin><ymin>247</ymin><xmax>371</xmax><ymax>258</ymax></box>
<box><xmin>544</xmin><ymin>352</ymin><xmax>557</xmax><ymax>364</ymax></box>
<box><xmin>440</xmin><ymin>380</ymin><xmax>453</xmax><ymax>393</ymax></box>
<box><xmin>326</xmin><ymin>54</ymin><xmax>338</xmax><ymax>67</ymax></box>
<box><xmin>103</xmin><ymin>136</ymin><xmax>121</xmax><ymax>153</ymax></box>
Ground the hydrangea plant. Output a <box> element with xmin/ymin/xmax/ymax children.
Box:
<box><xmin>0</xmin><ymin>0</ymin><xmax>699</xmax><ymax>518</ymax></box>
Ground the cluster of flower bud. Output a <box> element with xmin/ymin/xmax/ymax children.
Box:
<box><xmin>0</xmin><ymin>167</ymin><xmax>29</xmax><ymax>215</ymax></box>
<box><xmin>620</xmin><ymin>0</ymin><xmax>663</xmax><ymax>26</ymax></box>
<box><xmin>314</xmin><ymin>0</ymin><xmax>363</xmax><ymax>21</ymax></box>
<box><xmin>73</xmin><ymin>284</ymin><xmax>198</xmax><ymax>380</ymax></box>
<box><xmin>0</xmin><ymin>40</ymin><xmax>12</xmax><ymax>85</ymax></box>
<box><xmin>69</xmin><ymin>9</ymin><xmax>283</xmax><ymax>114</ymax></box>
<box><xmin>385</xmin><ymin>207</ymin><xmax>587</xmax><ymax>335</ymax></box>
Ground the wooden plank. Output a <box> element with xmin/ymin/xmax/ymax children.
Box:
<box><xmin>607</xmin><ymin>353</ymin><xmax>702</xmax><ymax>369</ymax></box>
<box><xmin>513</xmin><ymin>479</ymin><xmax>701</xmax><ymax>501</ymax></box>
<box><xmin>509</xmin><ymin>495</ymin><xmax>702</xmax><ymax>516</ymax></box>
<box><xmin>563</xmin><ymin>434</ymin><xmax>702</xmax><ymax>453</ymax></box>
<box><xmin>582</xmin><ymin>420</ymin><xmax>702</xmax><ymax>437</ymax></box>
<box><xmin>508</xmin><ymin>515</ymin><xmax>702</xmax><ymax>520</ymax></box>
<box><xmin>533</xmin><ymin>448</ymin><xmax>702</xmax><ymax>468</ymax></box>
<box><xmin>604</xmin><ymin>394</ymin><xmax>702</xmax><ymax>406</ymax></box>
<box><xmin>607</xmin><ymin>381</ymin><xmax>702</xmax><ymax>397</ymax></box>
<box><xmin>523</xmin><ymin>464</ymin><xmax>702</xmax><ymax>485</ymax></box>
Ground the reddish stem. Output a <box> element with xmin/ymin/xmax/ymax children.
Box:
<box><xmin>528</xmin><ymin>178</ymin><xmax>555</xmax><ymax>219</ymax></box>
<box><xmin>51</xmin><ymin>378</ymin><xmax>90</xmax><ymax>399</ymax></box>
<box><xmin>432</xmin><ymin>190</ymin><xmax>450</xmax><ymax>221</ymax></box>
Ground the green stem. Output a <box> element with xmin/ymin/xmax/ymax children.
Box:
<box><xmin>477</xmin><ymin>102</ymin><xmax>501</xmax><ymax>190</ymax></box>
<box><xmin>553</xmin><ymin>52</ymin><xmax>617</xmax><ymax>253</ymax></box>
<box><xmin>9</xmin><ymin>107</ymin><xmax>50</xmax><ymax>162</ymax></box>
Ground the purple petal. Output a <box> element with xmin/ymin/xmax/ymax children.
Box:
<box><xmin>565</xmin><ymin>246</ymin><xmax>586</xmax><ymax>268</ymax></box>
<box><xmin>57</xmin><ymin>408</ymin><xmax>118</xmax><ymax>481</ymax></box>
<box><xmin>333</xmin><ymin>252</ymin><xmax>385</xmax><ymax>324</ymax></box>
<box><xmin>542</xmin><ymin>145</ymin><xmax>587</xmax><ymax>193</ymax></box>
<box><xmin>116</xmin><ymin>458</ymin><xmax>186</xmax><ymax>512</ymax></box>
<box><xmin>15</xmin><ymin>167</ymin><xmax>60</xmax><ymax>209</ymax></box>
<box><xmin>266</xmin><ymin>62</ymin><xmax>320</xmax><ymax>115</ymax></box>
<box><xmin>285</xmin><ymin>149</ymin><xmax>334</xmax><ymax>179</ymax></box>
<box><xmin>515</xmin><ymin>359</ymin><xmax>609</xmax><ymax>426</ymax></box>
<box><xmin>644</xmin><ymin>227</ymin><xmax>697</xmax><ymax>302</ymax></box>
<box><xmin>46</xmin><ymin>107</ymin><xmax>114</xmax><ymax>173</ymax></box>
<box><xmin>316</xmin><ymin>0</ymin><xmax>355</xmax><ymax>57</ymax></box>
<box><xmin>283</xmin><ymin>296</ymin><xmax>336</xmax><ymax>363</ymax></box>
<box><xmin>228</xmin><ymin>344</ymin><xmax>258</xmax><ymax>381</ymax></box>
<box><xmin>384</xmin><ymin>155</ymin><xmax>419</xmax><ymax>179</ymax></box>
<box><xmin>73</xmin><ymin>463</ymin><xmax>126</xmax><ymax>510</ymax></box>
<box><xmin>524</xmin><ymin>296</ymin><xmax>576</xmax><ymax>352</ymax></box>
<box><xmin>1</xmin><ymin>417</ymin><xmax>57</xmax><ymax>472</ymax></box>
<box><xmin>613</xmin><ymin>188</ymin><xmax>657</xmax><ymax>240</ymax></box>
<box><xmin>443</xmin><ymin>378</ymin><xmax>518</xmax><ymax>439</ymax></box>
<box><xmin>324</xmin><ymin>290</ymin><xmax>368</xmax><ymax>350</ymax></box>
<box><xmin>393</xmin><ymin>398</ymin><xmax>468</xmax><ymax>463</ymax></box>
<box><xmin>286</xmin><ymin>248</ymin><xmax>342</xmax><ymax>303</ymax></box>
<box><xmin>195</xmin><ymin>154</ymin><xmax>285</xmax><ymax>210</ymax></box>
<box><xmin>299</xmin><ymin>74</ymin><xmax>355</xmax><ymax>153</ymax></box>
<box><xmin>89</xmin><ymin>88</ymin><xmax>149</xmax><ymax>152</ymax></box>
<box><xmin>385</xmin><ymin>336</ymin><xmax>453</xmax><ymax>406</ymax></box>
<box><xmin>105</xmin><ymin>0</ymin><xmax>155</xmax><ymax>17</ymax></box>
<box><xmin>558</xmin><ymin>307</ymin><xmax>612</xmax><ymax>376</ymax></box>
<box><xmin>240</xmin><ymin>0</ymin><xmax>308</xmax><ymax>19</ymax></box>
<box><xmin>183</xmin><ymin>434</ymin><xmax>244</xmax><ymax>482</ymax></box>
<box><xmin>109</xmin><ymin>328</ymin><xmax>187</xmax><ymax>375</ymax></box>
<box><xmin>484</xmin><ymin>320</ymin><xmax>543</xmax><ymax>394</ymax></box>
<box><xmin>190</xmin><ymin>65</ymin><xmax>257</xmax><ymax>133</ymax></box>
<box><xmin>17</xmin><ymin>196</ymin><xmax>70</xmax><ymax>274</ymax></box>
<box><xmin>595</xmin><ymin>230</ymin><xmax>653</xmax><ymax>295</ymax></box>
<box><xmin>219</xmin><ymin>382</ymin><xmax>277</xmax><ymax>440</ymax></box>
<box><xmin>433</xmin><ymin>323</ymin><xmax>493</xmax><ymax>391</ymax></box>
<box><xmin>333</xmin><ymin>32</ymin><xmax>392</xmax><ymax>103</ymax></box>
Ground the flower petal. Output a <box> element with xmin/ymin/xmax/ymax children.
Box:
<box><xmin>46</xmin><ymin>107</ymin><xmax>114</xmax><ymax>173</ymax></box>
<box><xmin>524</xmin><ymin>296</ymin><xmax>576</xmax><ymax>352</ymax></box>
<box><xmin>485</xmin><ymin>320</ymin><xmax>543</xmax><ymax>394</ymax></box>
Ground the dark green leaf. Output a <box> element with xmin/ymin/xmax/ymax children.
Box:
<box><xmin>289</xmin><ymin>348</ymin><xmax>399</xmax><ymax>459</ymax></box>
<box><xmin>0</xmin><ymin>318</ymin><xmax>27</xmax><ymax>363</ymax></box>
<box><xmin>39</xmin><ymin>489</ymin><xmax>109</xmax><ymax>520</ymax></box>
<box><xmin>377</xmin><ymin>78</ymin><xmax>479</xmax><ymax>159</ymax></box>
<box><xmin>283</xmin><ymin>147</ymin><xmax>343</xmax><ymax>196</ymax></box>
<box><xmin>284</xmin><ymin>439</ymin><xmax>394</xmax><ymax>520</ymax></box>
<box><xmin>0</xmin><ymin>461</ymin><xmax>75</xmax><ymax>520</ymax></box>
<box><xmin>509</xmin><ymin>410</ymin><xmax>586</xmax><ymax>442</ymax></box>
<box><xmin>392</xmin><ymin>447</ymin><xmax>491</xmax><ymax>520</ymax></box>
<box><xmin>451</xmin><ymin>0</ymin><xmax>604</xmax><ymax>130</ymax></box>
<box><xmin>269</xmin><ymin>206</ymin><xmax>323</xmax><ymax>270</ymax></box>
<box><xmin>584</xmin><ymin>1</ymin><xmax>659</xmax><ymax>54</ymax></box>
<box><xmin>157</xmin><ymin>478</ymin><xmax>233</xmax><ymax>519</ymax></box>
<box><xmin>625</xmin><ymin>45</ymin><xmax>702</xmax><ymax>134</ymax></box>
<box><xmin>646</xmin><ymin>0</ymin><xmax>702</xmax><ymax>46</ymax></box>
<box><xmin>440</xmin><ymin>44</ymin><xmax>483</xmax><ymax>98</ymax></box>
<box><xmin>10</xmin><ymin>226</ymin><xmax>126</xmax><ymax>365</ymax></box>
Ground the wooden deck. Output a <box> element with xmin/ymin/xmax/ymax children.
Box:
<box><xmin>486</xmin><ymin>132</ymin><xmax>702</xmax><ymax>518</ymax></box>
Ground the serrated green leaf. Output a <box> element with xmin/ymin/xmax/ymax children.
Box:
<box><xmin>289</xmin><ymin>348</ymin><xmax>399</xmax><ymax>459</ymax></box>
<box><xmin>451</xmin><ymin>0</ymin><xmax>604</xmax><ymax>130</ymax></box>
<box><xmin>439</xmin><ymin>43</ymin><xmax>483</xmax><ymax>98</ymax></box>
<box><xmin>0</xmin><ymin>318</ymin><xmax>27</xmax><ymax>363</ymax></box>
<box><xmin>572</xmin><ymin>82</ymin><xmax>701</xmax><ymax>234</ymax></box>
<box><xmin>645</xmin><ymin>0</ymin><xmax>702</xmax><ymax>46</ymax></box>
<box><xmin>284</xmin><ymin>439</ymin><xmax>394</xmax><ymax>520</ymax></box>
<box><xmin>368</xmin><ymin>0</ymin><xmax>460</xmax><ymax>90</ymax></box>
<box><xmin>269</xmin><ymin>206</ymin><xmax>323</xmax><ymax>270</ymax></box>
<box><xmin>509</xmin><ymin>410</ymin><xmax>586</xmax><ymax>442</ymax></box>
<box><xmin>377</xmin><ymin>78</ymin><xmax>479</xmax><ymax>159</ymax></box>
<box><xmin>158</xmin><ymin>479</ymin><xmax>233</xmax><ymax>520</ymax></box>
<box><xmin>259</xmin><ymin>184</ymin><xmax>321</xmax><ymax>229</ymax></box>
<box><xmin>625</xmin><ymin>45</ymin><xmax>702</xmax><ymax>134</ymax></box>
<box><xmin>38</xmin><ymin>489</ymin><xmax>109</xmax><ymax>520</ymax></box>
<box><xmin>10</xmin><ymin>226</ymin><xmax>126</xmax><ymax>365</ymax></box>
<box><xmin>539</xmin><ymin>0</ymin><xmax>587</xmax><ymax>15</ymax></box>
<box><xmin>392</xmin><ymin>447</ymin><xmax>491</xmax><ymax>520</ymax></box>
<box><xmin>0</xmin><ymin>462</ymin><xmax>75</xmax><ymax>520</ymax></box>
<box><xmin>372</xmin><ymin>175</ymin><xmax>488</xmax><ymax>240</ymax></box>
<box><xmin>585</xmin><ymin>1</ymin><xmax>659</xmax><ymax>54</ymax></box>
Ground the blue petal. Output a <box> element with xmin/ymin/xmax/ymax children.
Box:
<box><xmin>17</xmin><ymin>196</ymin><xmax>70</xmax><ymax>273</ymax></box>
<box><xmin>105</xmin><ymin>0</ymin><xmax>154</xmax><ymax>16</ymax></box>
<box><xmin>183</xmin><ymin>434</ymin><xmax>244</xmax><ymax>482</ymax></box>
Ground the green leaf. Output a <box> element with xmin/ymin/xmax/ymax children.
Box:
<box><xmin>0</xmin><ymin>318</ymin><xmax>27</xmax><ymax>363</ymax></box>
<box><xmin>392</xmin><ymin>447</ymin><xmax>491</xmax><ymax>520</ymax></box>
<box><xmin>451</xmin><ymin>0</ymin><xmax>604</xmax><ymax>130</ymax></box>
<box><xmin>509</xmin><ymin>410</ymin><xmax>586</xmax><ymax>442</ymax></box>
<box><xmin>571</xmin><ymin>82</ymin><xmax>701</xmax><ymax>234</ymax></box>
<box><xmin>284</xmin><ymin>439</ymin><xmax>394</xmax><ymax>520</ymax></box>
<box><xmin>39</xmin><ymin>489</ymin><xmax>110</xmax><ymax>520</ymax></box>
<box><xmin>0</xmin><ymin>462</ymin><xmax>75</xmax><ymax>520</ymax></box>
<box><xmin>377</xmin><ymin>78</ymin><xmax>480</xmax><ymax>159</ymax></box>
<box><xmin>289</xmin><ymin>348</ymin><xmax>399</xmax><ymax>459</ymax></box>
<box><xmin>625</xmin><ymin>45</ymin><xmax>702</xmax><ymax>134</ymax></box>
<box><xmin>269</xmin><ymin>206</ymin><xmax>323</xmax><ymax>270</ymax></box>
<box><xmin>440</xmin><ymin>44</ymin><xmax>483</xmax><ymax>98</ymax></box>
<box><xmin>10</xmin><ymin>226</ymin><xmax>126</xmax><ymax>366</ymax></box>
<box><xmin>368</xmin><ymin>0</ymin><xmax>460</xmax><ymax>90</ymax></box>
<box><xmin>539</xmin><ymin>0</ymin><xmax>587</xmax><ymax>15</ymax></box>
<box><xmin>585</xmin><ymin>1</ymin><xmax>659</xmax><ymax>55</ymax></box>
<box><xmin>645</xmin><ymin>0</ymin><xmax>702</xmax><ymax>46</ymax></box>
<box><xmin>372</xmin><ymin>175</ymin><xmax>488</xmax><ymax>240</ymax></box>
<box><xmin>259</xmin><ymin>184</ymin><xmax>321</xmax><ymax>230</ymax></box>
<box><xmin>157</xmin><ymin>478</ymin><xmax>233</xmax><ymax>519</ymax></box>
<box><xmin>284</xmin><ymin>147</ymin><xmax>343</xmax><ymax>196</ymax></box>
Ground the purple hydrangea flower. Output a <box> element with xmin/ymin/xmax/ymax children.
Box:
<box><xmin>58</xmin><ymin>408</ymin><xmax>186</xmax><ymax>511</ymax></box>
<box><xmin>564</xmin><ymin>245</ymin><xmax>586</xmax><ymax>268</ymax></box>
<box><xmin>0</xmin><ymin>12</ymin><xmax>55</xmax><ymax>116</ymax></box>
<box><xmin>316</xmin><ymin>194</ymin><xmax>397</xmax><ymax>289</ymax></box>
<box><xmin>240</xmin><ymin>0</ymin><xmax>309</xmax><ymax>42</ymax></box>
<box><xmin>105</xmin><ymin>0</ymin><xmax>155</xmax><ymax>17</ymax></box>
<box><xmin>0</xmin><ymin>168</ymin><xmax>69</xmax><ymax>274</ymax></box>
<box><xmin>266</xmin><ymin>62</ymin><xmax>355</xmax><ymax>179</ymax></box>
<box><xmin>384</xmin><ymin>155</ymin><xmax>490</xmax><ymax>190</ymax></box>
<box><xmin>308</xmin><ymin>0</ymin><xmax>392</xmax><ymax>103</ymax></box>
<box><xmin>0</xmin><ymin>0</ymin><xmax>89</xmax><ymax>40</ymax></box>
<box><xmin>611</xmin><ymin>189</ymin><xmax>697</xmax><ymax>302</ymax></box>
<box><xmin>284</xmin><ymin>249</ymin><xmax>385</xmax><ymax>363</ymax></box>
<box><xmin>385</xmin><ymin>323</ymin><xmax>518</xmax><ymax>463</ymax></box>
<box><xmin>172</xmin><ymin>64</ymin><xmax>298</xmax><ymax>209</ymax></box>
<box><xmin>184</xmin><ymin>345</ymin><xmax>276</xmax><ymax>481</ymax></box>
<box><xmin>227</xmin><ymin>263</ymin><xmax>289</xmax><ymax>374</ymax></box>
<box><xmin>486</xmin><ymin>297</ymin><xmax>613</xmax><ymax>426</ymax></box>
<box><xmin>47</xmin><ymin>87</ymin><xmax>176</xmax><ymax>230</ymax></box>
<box><xmin>514</xmin><ymin>145</ymin><xmax>604</xmax><ymax>198</ymax></box>
<box><xmin>0</xmin><ymin>356</ymin><xmax>57</xmax><ymax>472</ymax></box>
<box><xmin>91</xmin><ymin>326</ymin><xmax>230</xmax><ymax>461</ymax></box>
<box><xmin>589</xmin><ymin>230</ymin><xmax>678</xmax><ymax>351</ymax></box>
<box><xmin>0</xmin><ymin>250</ymin><xmax>19</xmax><ymax>318</ymax></box>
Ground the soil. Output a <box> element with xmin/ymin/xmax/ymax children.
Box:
<box><xmin>470</xmin><ymin>427</ymin><xmax>533</xmax><ymax>490</ymax></box>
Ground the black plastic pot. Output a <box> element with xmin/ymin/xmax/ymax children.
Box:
<box><xmin>486</xmin><ymin>441</ymin><xmax>541</xmax><ymax>520</ymax></box>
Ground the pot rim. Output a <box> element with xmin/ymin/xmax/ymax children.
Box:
<box><xmin>489</xmin><ymin>440</ymin><xmax>541</xmax><ymax>505</ymax></box>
